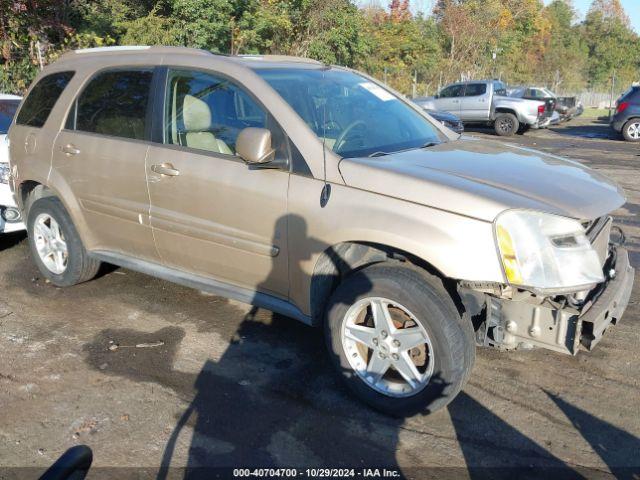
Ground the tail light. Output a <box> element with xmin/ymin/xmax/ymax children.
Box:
<box><xmin>538</xmin><ymin>104</ymin><xmax>546</xmax><ymax>115</ymax></box>
<box><xmin>616</xmin><ymin>102</ymin><xmax>630</xmax><ymax>114</ymax></box>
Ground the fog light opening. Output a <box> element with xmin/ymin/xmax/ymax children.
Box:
<box><xmin>2</xmin><ymin>207</ymin><xmax>22</xmax><ymax>223</ymax></box>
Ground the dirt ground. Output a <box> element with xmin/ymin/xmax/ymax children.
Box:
<box><xmin>0</xmin><ymin>117</ymin><xmax>638</xmax><ymax>479</ymax></box>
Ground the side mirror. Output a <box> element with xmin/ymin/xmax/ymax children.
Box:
<box><xmin>236</xmin><ymin>127</ymin><xmax>275</xmax><ymax>165</ymax></box>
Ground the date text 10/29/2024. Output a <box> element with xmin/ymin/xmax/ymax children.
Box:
<box><xmin>233</xmin><ymin>468</ymin><xmax>401</xmax><ymax>478</ymax></box>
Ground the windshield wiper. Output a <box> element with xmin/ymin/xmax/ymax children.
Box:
<box><xmin>420</xmin><ymin>141</ymin><xmax>441</xmax><ymax>148</ymax></box>
<box><xmin>368</xmin><ymin>151</ymin><xmax>390</xmax><ymax>157</ymax></box>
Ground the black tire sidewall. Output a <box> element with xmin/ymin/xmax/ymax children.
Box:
<box><xmin>27</xmin><ymin>197</ymin><xmax>89</xmax><ymax>287</ymax></box>
<box><xmin>494</xmin><ymin>113</ymin><xmax>519</xmax><ymax>136</ymax></box>
<box><xmin>324</xmin><ymin>264</ymin><xmax>473</xmax><ymax>417</ymax></box>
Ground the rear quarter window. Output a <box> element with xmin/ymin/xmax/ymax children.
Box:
<box><xmin>16</xmin><ymin>71</ymin><xmax>74</xmax><ymax>127</ymax></box>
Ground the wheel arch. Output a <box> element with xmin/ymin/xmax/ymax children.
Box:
<box><xmin>17</xmin><ymin>178</ymin><xmax>94</xmax><ymax>248</ymax></box>
<box><xmin>309</xmin><ymin>241</ymin><xmax>466</xmax><ymax>326</ymax></box>
<box><xmin>494</xmin><ymin>107</ymin><xmax>518</xmax><ymax>117</ymax></box>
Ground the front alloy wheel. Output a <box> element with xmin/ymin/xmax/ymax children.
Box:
<box><xmin>342</xmin><ymin>297</ymin><xmax>434</xmax><ymax>397</ymax></box>
<box><xmin>325</xmin><ymin>264</ymin><xmax>475</xmax><ymax>416</ymax></box>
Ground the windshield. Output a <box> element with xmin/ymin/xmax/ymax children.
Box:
<box><xmin>0</xmin><ymin>100</ymin><xmax>20</xmax><ymax>134</ymax></box>
<box><xmin>253</xmin><ymin>67</ymin><xmax>443</xmax><ymax>158</ymax></box>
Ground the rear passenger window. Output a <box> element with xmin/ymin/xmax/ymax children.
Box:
<box><xmin>463</xmin><ymin>83</ymin><xmax>487</xmax><ymax>97</ymax></box>
<box><xmin>71</xmin><ymin>69</ymin><xmax>153</xmax><ymax>140</ymax></box>
<box><xmin>16</xmin><ymin>71</ymin><xmax>74</xmax><ymax>127</ymax></box>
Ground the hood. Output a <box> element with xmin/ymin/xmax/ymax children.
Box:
<box><xmin>339</xmin><ymin>137</ymin><xmax>625</xmax><ymax>222</ymax></box>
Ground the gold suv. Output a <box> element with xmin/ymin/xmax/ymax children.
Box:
<box><xmin>8</xmin><ymin>47</ymin><xmax>634</xmax><ymax>415</ymax></box>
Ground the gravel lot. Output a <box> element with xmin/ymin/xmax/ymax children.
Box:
<box><xmin>0</xmin><ymin>117</ymin><xmax>638</xmax><ymax>479</ymax></box>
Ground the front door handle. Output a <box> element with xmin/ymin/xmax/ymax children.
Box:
<box><xmin>151</xmin><ymin>163</ymin><xmax>180</xmax><ymax>177</ymax></box>
<box><xmin>61</xmin><ymin>144</ymin><xmax>80</xmax><ymax>156</ymax></box>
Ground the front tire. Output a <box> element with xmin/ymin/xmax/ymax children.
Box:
<box><xmin>494</xmin><ymin>112</ymin><xmax>519</xmax><ymax>136</ymax></box>
<box><xmin>622</xmin><ymin>118</ymin><xmax>640</xmax><ymax>142</ymax></box>
<box><xmin>27</xmin><ymin>196</ymin><xmax>100</xmax><ymax>287</ymax></box>
<box><xmin>324</xmin><ymin>264</ymin><xmax>475</xmax><ymax>417</ymax></box>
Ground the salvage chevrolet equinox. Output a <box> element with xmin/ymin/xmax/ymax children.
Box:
<box><xmin>8</xmin><ymin>47</ymin><xmax>634</xmax><ymax>416</ymax></box>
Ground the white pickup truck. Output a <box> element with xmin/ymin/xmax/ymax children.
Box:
<box><xmin>415</xmin><ymin>80</ymin><xmax>554</xmax><ymax>136</ymax></box>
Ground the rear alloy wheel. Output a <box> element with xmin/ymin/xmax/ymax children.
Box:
<box><xmin>33</xmin><ymin>213</ymin><xmax>68</xmax><ymax>275</ymax></box>
<box><xmin>27</xmin><ymin>196</ymin><xmax>101</xmax><ymax>287</ymax></box>
<box><xmin>622</xmin><ymin>119</ymin><xmax>640</xmax><ymax>142</ymax></box>
<box><xmin>494</xmin><ymin>112</ymin><xmax>520</xmax><ymax>136</ymax></box>
<box><xmin>325</xmin><ymin>264</ymin><xmax>475</xmax><ymax>416</ymax></box>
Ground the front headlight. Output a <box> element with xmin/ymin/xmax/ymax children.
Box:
<box><xmin>0</xmin><ymin>163</ymin><xmax>10</xmax><ymax>184</ymax></box>
<box><xmin>495</xmin><ymin>210</ymin><xmax>604</xmax><ymax>293</ymax></box>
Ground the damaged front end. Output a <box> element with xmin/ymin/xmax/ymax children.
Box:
<box><xmin>463</xmin><ymin>217</ymin><xmax>635</xmax><ymax>355</ymax></box>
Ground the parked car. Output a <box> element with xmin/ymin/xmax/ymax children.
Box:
<box><xmin>8</xmin><ymin>47</ymin><xmax>634</xmax><ymax>416</ymax></box>
<box><xmin>423</xmin><ymin>109</ymin><xmax>464</xmax><ymax>134</ymax></box>
<box><xmin>508</xmin><ymin>86</ymin><xmax>582</xmax><ymax>122</ymax></box>
<box><xmin>611</xmin><ymin>85</ymin><xmax>640</xmax><ymax>142</ymax></box>
<box><xmin>414</xmin><ymin>80</ymin><xmax>553</xmax><ymax>136</ymax></box>
<box><xmin>0</xmin><ymin>93</ymin><xmax>25</xmax><ymax>233</ymax></box>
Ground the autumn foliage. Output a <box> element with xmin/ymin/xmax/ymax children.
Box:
<box><xmin>1</xmin><ymin>0</ymin><xmax>638</xmax><ymax>95</ymax></box>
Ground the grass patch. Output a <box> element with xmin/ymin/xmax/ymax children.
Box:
<box><xmin>581</xmin><ymin>108</ymin><xmax>611</xmax><ymax>119</ymax></box>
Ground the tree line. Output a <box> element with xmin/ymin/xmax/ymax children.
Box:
<box><xmin>1</xmin><ymin>0</ymin><xmax>638</xmax><ymax>96</ymax></box>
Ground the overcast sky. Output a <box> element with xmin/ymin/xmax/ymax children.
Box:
<box><xmin>355</xmin><ymin>0</ymin><xmax>639</xmax><ymax>33</ymax></box>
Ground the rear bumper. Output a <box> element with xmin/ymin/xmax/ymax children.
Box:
<box><xmin>610</xmin><ymin>118</ymin><xmax>626</xmax><ymax>133</ymax></box>
<box><xmin>481</xmin><ymin>246</ymin><xmax>634</xmax><ymax>355</ymax></box>
<box><xmin>530</xmin><ymin>115</ymin><xmax>553</xmax><ymax>129</ymax></box>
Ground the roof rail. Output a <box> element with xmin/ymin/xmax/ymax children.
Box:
<box><xmin>75</xmin><ymin>46</ymin><xmax>151</xmax><ymax>54</ymax></box>
<box><xmin>237</xmin><ymin>54</ymin><xmax>322</xmax><ymax>65</ymax></box>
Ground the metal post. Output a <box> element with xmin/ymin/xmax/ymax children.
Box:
<box><xmin>384</xmin><ymin>67</ymin><xmax>388</xmax><ymax>85</ymax></box>
<box><xmin>609</xmin><ymin>70</ymin><xmax>616</xmax><ymax>120</ymax></box>
<box><xmin>36</xmin><ymin>40</ymin><xmax>44</xmax><ymax>70</ymax></box>
<box><xmin>412</xmin><ymin>70</ymin><xmax>417</xmax><ymax>98</ymax></box>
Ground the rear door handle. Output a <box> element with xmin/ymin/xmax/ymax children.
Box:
<box><xmin>61</xmin><ymin>144</ymin><xmax>80</xmax><ymax>156</ymax></box>
<box><xmin>151</xmin><ymin>163</ymin><xmax>180</xmax><ymax>177</ymax></box>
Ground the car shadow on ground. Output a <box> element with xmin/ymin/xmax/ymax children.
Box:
<box><xmin>548</xmin><ymin>123</ymin><xmax>619</xmax><ymax>141</ymax></box>
<box><xmin>82</xmin><ymin>311</ymin><xmax>640</xmax><ymax>479</ymax></box>
<box><xmin>0</xmin><ymin>231</ymin><xmax>26</xmax><ymax>252</ymax></box>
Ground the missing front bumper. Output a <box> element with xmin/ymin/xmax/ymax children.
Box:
<box><xmin>481</xmin><ymin>247</ymin><xmax>634</xmax><ymax>355</ymax></box>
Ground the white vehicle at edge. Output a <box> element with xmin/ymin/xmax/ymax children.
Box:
<box><xmin>0</xmin><ymin>93</ymin><xmax>25</xmax><ymax>233</ymax></box>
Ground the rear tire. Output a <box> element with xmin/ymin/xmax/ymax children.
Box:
<box><xmin>622</xmin><ymin>118</ymin><xmax>640</xmax><ymax>142</ymax></box>
<box><xmin>494</xmin><ymin>112</ymin><xmax>519</xmax><ymax>136</ymax></box>
<box><xmin>324</xmin><ymin>264</ymin><xmax>475</xmax><ymax>417</ymax></box>
<box><xmin>27</xmin><ymin>196</ymin><xmax>100</xmax><ymax>287</ymax></box>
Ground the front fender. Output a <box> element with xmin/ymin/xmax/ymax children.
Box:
<box><xmin>287</xmin><ymin>175</ymin><xmax>505</xmax><ymax>316</ymax></box>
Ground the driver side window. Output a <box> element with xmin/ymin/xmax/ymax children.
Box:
<box><xmin>439</xmin><ymin>85</ymin><xmax>464</xmax><ymax>98</ymax></box>
<box><xmin>164</xmin><ymin>69</ymin><xmax>286</xmax><ymax>159</ymax></box>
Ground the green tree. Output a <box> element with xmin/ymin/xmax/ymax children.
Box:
<box><xmin>582</xmin><ymin>0</ymin><xmax>640</xmax><ymax>89</ymax></box>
